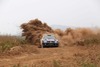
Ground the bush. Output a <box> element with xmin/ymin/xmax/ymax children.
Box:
<box><xmin>0</xmin><ymin>41</ymin><xmax>14</xmax><ymax>52</ymax></box>
<box><xmin>0</xmin><ymin>35</ymin><xmax>27</xmax><ymax>52</ymax></box>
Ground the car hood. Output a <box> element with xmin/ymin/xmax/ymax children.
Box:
<box><xmin>46</xmin><ymin>39</ymin><xmax>55</xmax><ymax>41</ymax></box>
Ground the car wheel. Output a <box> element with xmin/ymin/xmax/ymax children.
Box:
<box><xmin>41</xmin><ymin>45</ymin><xmax>44</xmax><ymax>48</ymax></box>
<box><xmin>41</xmin><ymin>43</ymin><xmax>45</xmax><ymax>48</ymax></box>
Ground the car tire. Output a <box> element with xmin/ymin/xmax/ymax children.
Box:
<box><xmin>41</xmin><ymin>45</ymin><xmax>44</xmax><ymax>48</ymax></box>
<box><xmin>41</xmin><ymin>43</ymin><xmax>45</xmax><ymax>48</ymax></box>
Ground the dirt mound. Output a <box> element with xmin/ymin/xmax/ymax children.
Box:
<box><xmin>8</xmin><ymin>46</ymin><xmax>23</xmax><ymax>55</ymax></box>
<box><xmin>1</xmin><ymin>45</ymin><xmax>39</xmax><ymax>56</ymax></box>
<box><xmin>21</xmin><ymin>19</ymin><xmax>53</xmax><ymax>46</ymax></box>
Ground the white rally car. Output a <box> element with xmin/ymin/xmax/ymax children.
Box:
<box><xmin>40</xmin><ymin>34</ymin><xmax>59</xmax><ymax>47</ymax></box>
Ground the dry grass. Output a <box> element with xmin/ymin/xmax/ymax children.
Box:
<box><xmin>0</xmin><ymin>35</ymin><xmax>27</xmax><ymax>53</ymax></box>
<box><xmin>0</xmin><ymin>35</ymin><xmax>39</xmax><ymax>57</ymax></box>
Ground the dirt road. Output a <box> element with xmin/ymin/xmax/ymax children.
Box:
<box><xmin>0</xmin><ymin>45</ymin><xmax>100</xmax><ymax>67</ymax></box>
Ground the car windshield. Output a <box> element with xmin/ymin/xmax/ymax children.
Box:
<box><xmin>43</xmin><ymin>35</ymin><xmax>55</xmax><ymax>39</ymax></box>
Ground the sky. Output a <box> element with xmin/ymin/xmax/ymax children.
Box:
<box><xmin>0</xmin><ymin>0</ymin><xmax>100</xmax><ymax>35</ymax></box>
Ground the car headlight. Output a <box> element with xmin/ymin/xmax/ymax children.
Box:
<box><xmin>43</xmin><ymin>40</ymin><xmax>47</xmax><ymax>43</ymax></box>
<box><xmin>55</xmin><ymin>40</ymin><xmax>58</xmax><ymax>43</ymax></box>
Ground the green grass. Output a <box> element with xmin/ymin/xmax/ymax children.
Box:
<box><xmin>81</xmin><ymin>63</ymin><xmax>97</xmax><ymax>67</ymax></box>
<box><xmin>12</xmin><ymin>63</ymin><xmax>28</xmax><ymax>67</ymax></box>
<box><xmin>13</xmin><ymin>63</ymin><xmax>20</xmax><ymax>67</ymax></box>
<box><xmin>0</xmin><ymin>41</ymin><xmax>14</xmax><ymax>52</ymax></box>
<box><xmin>53</xmin><ymin>60</ymin><xmax>61</xmax><ymax>67</ymax></box>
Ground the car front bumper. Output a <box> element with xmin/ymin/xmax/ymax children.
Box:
<box><xmin>42</xmin><ymin>43</ymin><xmax>59</xmax><ymax>47</ymax></box>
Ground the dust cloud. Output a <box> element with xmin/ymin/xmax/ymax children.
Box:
<box><xmin>21</xmin><ymin>19</ymin><xmax>100</xmax><ymax>46</ymax></box>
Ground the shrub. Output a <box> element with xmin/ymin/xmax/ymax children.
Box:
<box><xmin>0</xmin><ymin>35</ymin><xmax>27</xmax><ymax>52</ymax></box>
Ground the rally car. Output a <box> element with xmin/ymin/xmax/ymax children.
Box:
<box><xmin>40</xmin><ymin>34</ymin><xmax>59</xmax><ymax>47</ymax></box>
